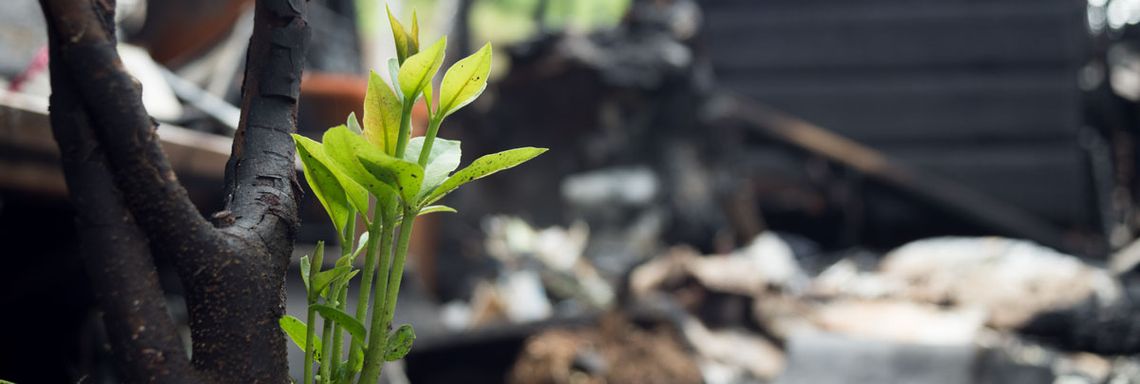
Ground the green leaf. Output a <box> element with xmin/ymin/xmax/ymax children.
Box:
<box><xmin>322</xmin><ymin>126</ymin><xmax>398</xmax><ymax>213</ymax></box>
<box><xmin>354</xmin><ymin>232</ymin><xmax>369</xmax><ymax>257</ymax></box>
<box><xmin>294</xmin><ymin>134</ymin><xmax>370</xmax><ymax>221</ymax></box>
<box><xmin>335</xmin><ymin>345</ymin><xmax>364</xmax><ymax>381</ymax></box>
<box><xmin>356</xmin><ymin>144</ymin><xmax>425</xmax><ymax>204</ymax></box>
<box><xmin>351</xmin><ymin>344</ymin><xmax>364</xmax><ymax>372</ymax></box>
<box><xmin>312</xmin><ymin>265</ymin><xmax>353</xmax><ymax>298</ymax></box>
<box><xmin>384</xmin><ymin>324</ymin><xmax>416</xmax><ymax>361</ymax></box>
<box><xmin>398</xmin><ymin>36</ymin><xmax>447</xmax><ymax>101</ymax></box>
<box><xmin>422</xmin><ymin>147</ymin><xmax>548</xmax><ymax>205</ymax></box>
<box><xmin>404</xmin><ymin>136</ymin><xmax>461</xmax><ymax>197</ymax></box>
<box><xmin>387</xmin><ymin>58</ymin><xmax>404</xmax><ymax>100</ymax></box>
<box><xmin>418</xmin><ymin>205</ymin><xmax>457</xmax><ymax>216</ymax></box>
<box><xmin>311</xmin><ymin>304</ymin><xmax>367</xmax><ymax>342</ymax></box>
<box><xmin>335</xmin><ymin>270</ymin><xmax>359</xmax><ymax>289</ymax></box>
<box><xmin>334</xmin><ymin>243</ymin><xmax>359</xmax><ymax>270</ymax></box>
<box><xmin>363</xmin><ymin>72</ymin><xmax>402</xmax><ymax>156</ymax></box>
<box><xmin>280</xmin><ymin>315</ymin><xmax>322</xmax><ymax>361</ymax></box>
<box><xmin>335</xmin><ymin>249</ymin><xmax>355</xmax><ymax>269</ymax></box>
<box><xmin>410</xmin><ymin>10</ymin><xmax>420</xmax><ymax>53</ymax></box>
<box><xmin>387</xmin><ymin>5</ymin><xmax>413</xmax><ymax>64</ymax></box>
<box><xmin>423</xmin><ymin>80</ymin><xmax>435</xmax><ymax>115</ymax></box>
<box><xmin>438</xmin><ymin>43</ymin><xmax>492</xmax><ymax>118</ymax></box>
<box><xmin>346</xmin><ymin>112</ymin><xmax>362</xmax><ymax>135</ymax></box>
<box><xmin>294</xmin><ymin>135</ymin><xmax>353</xmax><ymax>235</ymax></box>
<box><xmin>300</xmin><ymin>255</ymin><xmax>311</xmax><ymax>292</ymax></box>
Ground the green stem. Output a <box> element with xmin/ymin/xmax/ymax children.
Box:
<box><xmin>394</xmin><ymin>101</ymin><xmax>415</xmax><ymax>156</ymax></box>
<box><xmin>416</xmin><ymin>116</ymin><xmax>443</xmax><ymax>167</ymax></box>
<box><xmin>348</xmin><ymin>207</ymin><xmax>384</xmax><ymax>371</ymax></box>
<box><xmin>319</xmin><ymin>300</ymin><xmax>335</xmax><ymax>383</ymax></box>
<box><xmin>303</xmin><ymin>304</ymin><xmax>318</xmax><ymax>384</ymax></box>
<box><xmin>381</xmin><ymin>207</ymin><xmax>417</xmax><ymax>338</ymax></box>
<box><xmin>329</xmin><ymin>267</ymin><xmax>351</xmax><ymax>380</ymax></box>
<box><xmin>358</xmin><ymin>205</ymin><xmax>397</xmax><ymax>383</ymax></box>
<box><xmin>361</xmin><ymin>206</ymin><xmax>417</xmax><ymax>384</ymax></box>
<box><xmin>359</xmin><ymin>94</ymin><xmax>418</xmax><ymax>384</ymax></box>
<box><xmin>303</xmin><ymin>242</ymin><xmax>325</xmax><ymax>384</ymax></box>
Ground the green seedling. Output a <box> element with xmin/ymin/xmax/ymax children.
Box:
<box><xmin>282</xmin><ymin>6</ymin><xmax>546</xmax><ymax>384</ymax></box>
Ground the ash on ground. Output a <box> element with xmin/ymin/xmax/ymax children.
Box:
<box><xmin>429</xmin><ymin>216</ymin><xmax>1140</xmax><ymax>384</ymax></box>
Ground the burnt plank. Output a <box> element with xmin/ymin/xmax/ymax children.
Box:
<box><xmin>884</xmin><ymin>142</ymin><xmax>1091</xmax><ymax>224</ymax></box>
<box><xmin>730</xmin><ymin>69</ymin><xmax>1080</xmax><ymax>144</ymax></box>
<box><xmin>703</xmin><ymin>2</ymin><xmax>1084</xmax><ymax>71</ymax></box>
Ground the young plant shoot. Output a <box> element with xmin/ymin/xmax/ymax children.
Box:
<box><xmin>281</xmin><ymin>6</ymin><xmax>547</xmax><ymax>384</ymax></box>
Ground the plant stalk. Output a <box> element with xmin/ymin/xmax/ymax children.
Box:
<box><xmin>319</xmin><ymin>302</ymin><xmax>335</xmax><ymax>383</ymax></box>
<box><xmin>358</xmin><ymin>206</ymin><xmax>397</xmax><ymax>383</ymax></box>
<box><xmin>359</xmin><ymin>101</ymin><xmax>418</xmax><ymax>383</ymax></box>
<box><xmin>303</xmin><ymin>242</ymin><xmax>325</xmax><ymax>384</ymax></box>
<box><xmin>349</xmin><ymin>206</ymin><xmax>384</xmax><ymax>371</ymax></box>
<box><xmin>361</xmin><ymin>206</ymin><xmax>417</xmax><ymax>383</ymax></box>
<box><xmin>380</xmin><ymin>206</ymin><xmax>417</xmax><ymax>339</ymax></box>
<box><xmin>416</xmin><ymin>116</ymin><xmax>443</xmax><ymax>167</ymax></box>
<box><xmin>394</xmin><ymin>101</ymin><xmax>415</xmax><ymax>156</ymax></box>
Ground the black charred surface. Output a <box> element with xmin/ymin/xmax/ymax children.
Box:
<box><xmin>40</xmin><ymin>0</ymin><xmax>201</xmax><ymax>382</ymax></box>
<box><xmin>38</xmin><ymin>0</ymin><xmax>309</xmax><ymax>382</ymax></box>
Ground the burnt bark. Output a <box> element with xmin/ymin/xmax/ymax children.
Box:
<box><xmin>39</xmin><ymin>0</ymin><xmax>309</xmax><ymax>382</ymax></box>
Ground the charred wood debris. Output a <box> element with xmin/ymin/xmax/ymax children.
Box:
<box><xmin>3</xmin><ymin>0</ymin><xmax>1140</xmax><ymax>382</ymax></box>
<box><xmin>408</xmin><ymin>1</ymin><xmax>1140</xmax><ymax>384</ymax></box>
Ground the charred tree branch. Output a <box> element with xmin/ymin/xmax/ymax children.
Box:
<box><xmin>222</xmin><ymin>0</ymin><xmax>307</xmax><ymax>256</ymax></box>
<box><xmin>40</xmin><ymin>0</ymin><xmax>221</xmax><ymax>261</ymax></box>
<box><xmin>43</xmin><ymin>8</ymin><xmax>200</xmax><ymax>382</ymax></box>
<box><xmin>40</xmin><ymin>0</ymin><xmax>310</xmax><ymax>381</ymax></box>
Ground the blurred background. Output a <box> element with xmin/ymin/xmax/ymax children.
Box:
<box><xmin>5</xmin><ymin>0</ymin><xmax>1140</xmax><ymax>382</ymax></box>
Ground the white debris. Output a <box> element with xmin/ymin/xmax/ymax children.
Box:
<box><xmin>500</xmin><ymin>270</ymin><xmax>554</xmax><ymax>323</ymax></box>
<box><xmin>682</xmin><ymin>316</ymin><xmax>785</xmax><ymax>381</ymax></box>
<box><xmin>813</xmin><ymin>300</ymin><xmax>986</xmax><ymax>346</ymax></box>
<box><xmin>639</xmin><ymin>232</ymin><xmax>809</xmax><ymax>296</ymax></box>
<box><xmin>880</xmin><ymin>237</ymin><xmax>1118</xmax><ymax>328</ymax></box>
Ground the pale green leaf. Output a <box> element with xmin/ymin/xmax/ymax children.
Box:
<box><xmin>363</xmin><ymin>72</ymin><xmax>403</xmax><ymax>156</ymax></box>
<box><xmin>334</xmin><ymin>270</ymin><xmax>359</xmax><ymax>289</ymax></box>
<box><xmin>422</xmin><ymin>147</ymin><xmax>548</xmax><ymax>205</ymax></box>
<box><xmin>300</xmin><ymin>255</ymin><xmax>311</xmax><ymax>292</ymax></box>
<box><xmin>293</xmin><ymin>133</ymin><xmax>369</xmax><ymax>217</ymax></box>
<box><xmin>387</xmin><ymin>5</ymin><xmax>412</xmax><ymax>64</ymax></box>
<box><xmin>418</xmin><ymin>205</ymin><xmax>457</xmax><ymax>216</ymax></box>
<box><xmin>280</xmin><ymin>315</ymin><xmax>322</xmax><ymax>361</ymax></box>
<box><xmin>387</xmin><ymin>58</ymin><xmax>403</xmax><ymax>100</ymax></box>
<box><xmin>398</xmin><ymin>37</ymin><xmax>447</xmax><ymax>101</ymax></box>
<box><xmin>293</xmin><ymin>135</ymin><xmax>355</xmax><ymax>235</ymax></box>
<box><xmin>346</xmin><ymin>112</ymin><xmax>362</xmax><ymax>135</ymax></box>
<box><xmin>356</xmin><ymin>144</ymin><xmax>425</xmax><ymax>204</ymax></box>
<box><xmin>336</xmin><ymin>345</ymin><xmax>364</xmax><ymax>381</ymax></box>
<box><xmin>306</xmin><ymin>241</ymin><xmax>325</xmax><ymax>301</ymax></box>
<box><xmin>351</xmin><ymin>345</ymin><xmax>364</xmax><ymax>372</ymax></box>
<box><xmin>335</xmin><ymin>248</ymin><xmax>355</xmax><ymax>269</ymax></box>
<box><xmin>351</xmin><ymin>232</ymin><xmax>369</xmax><ymax>260</ymax></box>
<box><xmin>312</xmin><ymin>265</ymin><xmax>353</xmax><ymax>298</ymax></box>
<box><xmin>403</xmin><ymin>136</ymin><xmax>461</xmax><ymax>197</ymax></box>
<box><xmin>438</xmin><ymin>43</ymin><xmax>492</xmax><ymax>118</ymax></box>
<box><xmin>383</xmin><ymin>324</ymin><xmax>416</xmax><ymax>361</ymax></box>
<box><xmin>311</xmin><ymin>304</ymin><xmax>367</xmax><ymax>342</ymax></box>
<box><xmin>410</xmin><ymin>10</ymin><xmax>420</xmax><ymax>53</ymax></box>
<box><xmin>423</xmin><ymin>81</ymin><xmax>435</xmax><ymax>115</ymax></box>
<box><xmin>333</xmin><ymin>345</ymin><xmax>364</xmax><ymax>383</ymax></box>
<box><xmin>322</xmin><ymin>126</ymin><xmax>398</xmax><ymax>213</ymax></box>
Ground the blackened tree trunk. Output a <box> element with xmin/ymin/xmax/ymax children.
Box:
<box><xmin>38</xmin><ymin>0</ymin><xmax>310</xmax><ymax>382</ymax></box>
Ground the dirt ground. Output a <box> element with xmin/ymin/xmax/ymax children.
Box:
<box><xmin>508</xmin><ymin>313</ymin><xmax>702</xmax><ymax>384</ymax></box>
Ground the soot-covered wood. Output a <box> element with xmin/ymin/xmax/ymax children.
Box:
<box><xmin>39</xmin><ymin>0</ymin><xmax>310</xmax><ymax>382</ymax></box>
